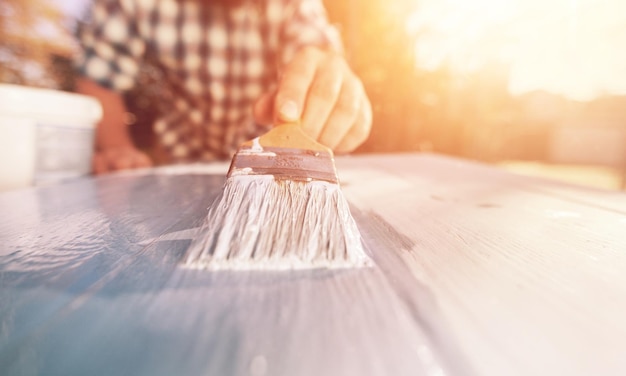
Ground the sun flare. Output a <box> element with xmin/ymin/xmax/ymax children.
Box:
<box><xmin>406</xmin><ymin>0</ymin><xmax>626</xmax><ymax>101</ymax></box>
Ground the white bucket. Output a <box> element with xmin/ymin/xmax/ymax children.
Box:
<box><xmin>0</xmin><ymin>84</ymin><xmax>103</xmax><ymax>191</ymax></box>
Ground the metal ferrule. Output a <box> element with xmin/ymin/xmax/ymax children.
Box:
<box><xmin>227</xmin><ymin>146</ymin><xmax>339</xmax><ymax>184</ymax></box>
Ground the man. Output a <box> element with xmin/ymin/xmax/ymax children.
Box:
<box><xmin>76</xmin><ymin>0</ymin><xmax>372</xmax><ymax>174</ymax></box>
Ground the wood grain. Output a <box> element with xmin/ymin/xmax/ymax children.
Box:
<box><xmin>1</xmin><ymin>154</ymin><xmax>625</xmax><ymax>375</ymax></box>
<box><xmin>337</xmin><ymin>153</ymin><xmax>626</xmax><ymax>376</ymax></box>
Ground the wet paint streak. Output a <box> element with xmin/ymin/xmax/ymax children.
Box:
<box><xmin>4</xmin><ymin>154</ymin><xmax>626</xmax><ymax>376</ymax></box>
<box><xmin>0</xmin><ymin>169</ymin><xmax>461</xmax><ymax>376</ymax></box>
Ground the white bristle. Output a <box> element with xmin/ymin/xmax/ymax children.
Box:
<box><xmin>183</xmin><ymin>175</ymin><xmax>372</xmax><ymax>270</ymax></box>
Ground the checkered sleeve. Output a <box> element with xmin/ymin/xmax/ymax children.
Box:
<box><xmin>76</xmin><ymin>0</ymin><xmax>145</xmax><ymax>91</ymax></box>
<box><xmin>279</xmin><ymin>0</ymin><xmax>344</xmax><ymax>66</ymax></box>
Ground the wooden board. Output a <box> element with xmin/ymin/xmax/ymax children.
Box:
<box><xmin>1</xmin><ymin>153</ymin><xmax>625</xmax><ymax>375</ymax></box>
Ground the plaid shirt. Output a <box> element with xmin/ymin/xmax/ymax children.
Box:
<box><xmin>77</xmin><ymin>0</ymin><xmax>342</xmax><ymax>162</ymax></box>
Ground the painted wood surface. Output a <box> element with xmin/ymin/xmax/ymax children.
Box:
<box><xmin>1</xmin><ymin>153</ymin><xmax>625</xmax><ymax>375</ymax></box>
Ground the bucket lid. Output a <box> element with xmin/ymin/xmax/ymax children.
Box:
<box><xmin>0</xmin><ymin>84</ymin><xmax>103</xmax><ymax>127</ymax></box>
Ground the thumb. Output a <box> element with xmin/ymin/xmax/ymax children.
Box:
<box><xmin>253</xmin><ymin>90</ymin><xmax>276</xmax><ymax>126</ymax></box>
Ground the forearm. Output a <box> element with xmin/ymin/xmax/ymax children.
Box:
<box><xmin>75</xmin><ymin>77</ymin><xmax>134</xmax><ymax>151</ymax></box>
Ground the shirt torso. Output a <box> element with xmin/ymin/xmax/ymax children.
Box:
<box><xmin>79</xmin><ymin>0</ymin><xmax>340</xmax><ymax>162</ymax></box>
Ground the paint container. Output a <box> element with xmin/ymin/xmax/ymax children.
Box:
<box><xmin>0</xmin><ymin>84</ymin><xmax>102</xmax><ymax>191</ymax></box>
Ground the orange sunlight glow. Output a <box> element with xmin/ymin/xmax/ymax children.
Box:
<box><xmin>406</xmin><ymin>0</ymin><xmax>626</xmax><ymax>101</ymax></box>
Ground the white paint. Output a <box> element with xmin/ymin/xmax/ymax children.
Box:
<box><xmin>251</xmin><ymin>137</ymin><xmax>262</xmax><ymax>151</ymax></box>
<box><xmin>234</xmin><ymin>138</ymin><xmax>277</xmax><ymax>158</ymax></box>
<box><xmin>544</xmin><ymin>209</ymin><xmax>582</xmax><ymax>219</ymax></box>
<box><xmin>249</xmin><ymin>355</ymin><xmax>268</xmax><ymax>376</ymax></box>
<box><xmin>184</xmin><ymin>175</ymin><xmax>372</xmax><ymax>270</ymax></box>
<box><xmin>336</xmin><ymin>153</ymin><xmax>626</xmax><ymax>376</ymax></box>
<box><xmin>228</xmin><ymin>167</ymin><xmax>254</xmax><ymax>177</ymax></box>
<box><xmin>3</xmin><ymin>154</ymin><xmax>626</xmax><ymax>376</ymax></box>
<box><xmin>138</xmin><ymin>227</ymin><xmax>200</xmax><ymax>246</ymax></box>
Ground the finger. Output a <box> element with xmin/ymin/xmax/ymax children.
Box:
<box><xmin>334</xmin><ymin>95</ymin><xmax>372</xmax><ymax>153</ymax></box>
<box><xmin>253</xmin><ymin>90</ymin><xmax>275</xmax><ymax>126</ymax></box>
<box><xmin>93</xmin><ymin>153</ymin><xmax>108</xmax><ymax>175</ymax></box>
<box><xmin>110</xmin><ymin>152</ymin><xmax>134</xmax><ymax>171</ymax></box>
<box><xmin>300</xmin><ymin>55</ymin><xmax>344</xmax><ymax>140</ymax></box>
<box><xmin>317</xmin><ymin>77</ymin><xmax>362</xmax><ymax>150</ymax></box>
<box><xmin>133</xmin><ymin>152</ymin><xmax>153</xmax><ymax>168</ymax></box>
<box><xmin>274</xmin><ymin>47</ymin><xmax>322</xmax><ymax>123</ymax></box>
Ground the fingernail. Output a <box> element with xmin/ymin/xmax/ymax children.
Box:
<box><xmin>279</xmin><ymin>100</ymin><xmax>299</xmax><ymax>120</ymax></box>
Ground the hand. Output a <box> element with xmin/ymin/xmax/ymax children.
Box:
<box><xmin>92</xmin><ymin>146</ymin><xmax>153</xmax><ymax>175</ymax></box>
<box><xmin>254</xmin><ymin>47</ymin><xmax>372</xmax><ymax>153</ymax></box>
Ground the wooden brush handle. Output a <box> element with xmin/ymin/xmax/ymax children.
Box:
<box><xmin>244</xmin><ymin>122</ymin><xmax>331</xmax><ymax>152</ymax></box>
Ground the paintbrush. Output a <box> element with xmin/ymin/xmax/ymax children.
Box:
<box><xmin>183</xmin><ymin>122</ymin><xmax>371</xmax><ymax>270</ymax></box>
